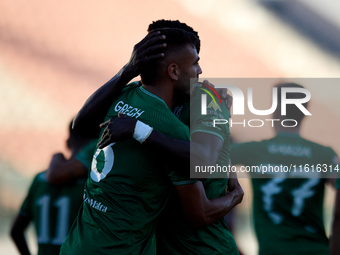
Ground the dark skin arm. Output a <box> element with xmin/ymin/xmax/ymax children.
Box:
<box><xmin>176</xmin><ymin>171</ymin><xmax>243</xmax><ymax>228</ymax></box>
<box><xmin>73</xmin><ymin>31</ymin><xmax>166</xmax><ymax>138</ymax></box>
<box><xmin>97</xmin><ymin>116</ymin><xmax>223</xmax><ymax>166</ymax></box>
<box><xmin>10</xmin><ymin>214</ymin><xmax>31</xmax><ymax>255</ymax></box>
<box><xmin>97</xmin><ymin>113</ymin><xmax>191</xmax><ymax>165</ymax></box>
<box><xmin>45</xmin><ymin>153</ymin><xmax>88</xmax><ymax>184</ymax></box>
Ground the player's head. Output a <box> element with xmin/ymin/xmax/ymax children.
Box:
<box><xmin>273</xmin><ymin>82</ymin><xmax>309</xmax><ymax>127</ymax></box>
<box><xmin>141</xmin><ymin>27</ymin><xmax>201</xmax><ymax>103</ymax></box>
<box><xmin>147</xmin><ymin>19</ymin><xmax>200</xmax><ymax>53</ymax></box>
<box><xmin>67</xmin><ymin>119</ymin><xmax>92</xmax><ymax>153</ymax></box>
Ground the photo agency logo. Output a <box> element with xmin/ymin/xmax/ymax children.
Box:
<box><xmin>201</xmin><ymin>85</ymin><xmax>312</xmax><ymax>128</ymax></box>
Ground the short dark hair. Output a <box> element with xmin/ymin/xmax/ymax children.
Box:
<box><xmin>140</xmin><ymin>27</ymin><xmax>200</xmax><ymax>85</ymax></box>
<box><xmin>147</xmin><ymin>19</ymin><xmax>200</xmax><ymax>53</ymax></box>
<box><xmin>275</xmin><ymin>82</ymin><xmax>309</xmax><ymax>126</ymax></box>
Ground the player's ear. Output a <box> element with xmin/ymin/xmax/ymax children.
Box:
<box><xmin>167</xmin><ymin>63</ymin><xmax>179</xmax><ymax>81</ymax></box>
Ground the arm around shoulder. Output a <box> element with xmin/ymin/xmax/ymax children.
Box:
<box><xmin>46</xmin><ymin>153</ymin><xmax>88</xmax><ymax>184</ymax></box>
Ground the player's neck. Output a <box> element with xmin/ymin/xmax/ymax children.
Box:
<box><xmin>142</xmin><ymin>81</ymin><xmax>176</xmax><ymax>109</ymax></box>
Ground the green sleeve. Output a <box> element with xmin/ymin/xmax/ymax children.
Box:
<box><xmin>190</xmin><ymin>88</ymin><xmax>230</xmax><ymax>142</ymax></box>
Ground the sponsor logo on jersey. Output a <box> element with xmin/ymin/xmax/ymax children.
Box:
<box><xmin>207</xmin><ymin>99</ymin><xmax>222</xmax><ymax>112</ymax></box>
<box><xmin>114</xmin><ymin>101</ymin><xmax>144</xmax><ymax>118</ymax></box>
<box><xmin>84</xmin><ymin>193</ymin><xmax>108</xmax><ymax>213</ymax></box>
<box><xmin>173</xmin><ymin>105</ymin><xmax>183</xmax><ymax>118</ymax></box>
<box><xmin>200</xmin><ymin>83</ymin><xmax>223</xmax><ymax>115</ymax></box>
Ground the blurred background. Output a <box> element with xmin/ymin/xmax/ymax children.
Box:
<box><xmin>1</xmin><ymin>0</ymin><xmax>339</xmax><ymax>254</ymax></box>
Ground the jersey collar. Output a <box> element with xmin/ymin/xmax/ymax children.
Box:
<box><xmin>139</xmin><ymin>86</ymin><xmax>167</xmax><ymax>107</ymax></box>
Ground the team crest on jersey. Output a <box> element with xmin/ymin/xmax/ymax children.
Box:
<box><xmin>333</xmin><ymin>155</ymin><xmax>339</xmax><ymax>164</ymax></box>
<box><xmin>173</xmin><ymin>105</ymin><xmax>184</xmax><ymax>118</ymax></box>
<box><xmin>207</xmin><ymin>100</ymin><xmax>222</xmax><ymax>112</ymax></box>
<box><xmin>199</xmin><ymin>83</ymin><xmax>222</xmax><ymax>114</ymax></box>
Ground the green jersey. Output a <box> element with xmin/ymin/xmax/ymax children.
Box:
<box><xmin>20</xmin><ymin>171</ymin><xmax>85</xmax><ymax>255</ymax></box>
<box><xmin>231</xmin><ymin>133</ymin><xmax>339</xmax><ymax>255</ymax></box>
<box><xmin>156</xmin><ymin>86</ymin><xmax>239</xmax><ymax>255</ymax></box>
<box><xmin>61</xmin><ymin>83</ymin><xmax>192</xmax><ymax>255</ymax></box>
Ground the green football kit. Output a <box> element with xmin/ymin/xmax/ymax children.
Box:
<box><xmin>156</xmin><ymin>85</ymin><xmax>239</xmax><ymax>254</ymax></box>
<box><xmin>60</xmin><ymin>83</ymin><xmax>193</xmax><ymax>255</ymax></box>
<box><xmin>19</xmin><ymin>171</ymin><xmax>86</xmax><ymax>255</ymax></box>
<box><xmin>230</xmin><ymin>133</ymin><xmax>339</xmax><ymax>255</ymax></box>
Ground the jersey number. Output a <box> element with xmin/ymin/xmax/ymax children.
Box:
<box><xmin>90</xmin><ymin>143</ymin><xmax>115</xmax><ymax>182</ymax></box>
<box><xmin>260</xmin><ymin>178</ymin><xmax>320</xmax><ymax>225</ymax></box>
<box><xmin>36</xmin><ymin>195</ymin><xmax>70</xmax><ymax>245</ymax></box>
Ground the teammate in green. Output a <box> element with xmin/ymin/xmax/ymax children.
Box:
<box><xmin>10</xmin><ymin>121</ymin><xmax>93</xmax><ymax>255</ymax></box>
<box><xmin>60</xmin><ymin>28</ymin><xmax>203</xmax><ymax>255</ymax></box>
<box><xmin>230</xmin><ymin>83</ymin><xmax>339</xmax><ymax>255</ymax></box>
<box><xmin>155</xmin><ymin>82</ymin><xmax>240</xmax><ymax>254</ymax></box>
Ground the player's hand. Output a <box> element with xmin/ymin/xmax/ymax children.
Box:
<box><xmin>122</xmin><ymin>31</ymin><xmax>167</xmax><ymax>78</ymax></box>
<box><xmin>226</xmin><ymin>160</ymin><xmax>244</xmax><ymax>204</ymax></box>
<box><xmin>46</xmin><ymin>153</ymin><xmax>66</xmax><ymax>183</ymax></box>
<box><xmin>51</xmin><ymin>153</ymin><xmax>66</xmax><ymax>162</ymax></box>
<box><xmin>202</xmin><ymin>80</ymin><xmax>233</xmax><ymax>117</ymax></box>
<box><xmin>97</xmin><ymin>113</ymin><xmax>137</xmax><ymax>149</ymax></box>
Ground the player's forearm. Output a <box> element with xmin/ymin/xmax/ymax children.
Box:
<box><xmin>10</xmin><ymin>215</ymin><xmax>31</xmax><ymax>255</ymax></box>
<box><xmin>73</xmin><ymin>67</ymin><xmax>134</xmax><ymax>138</ymax></box>
<box><xmin>201</xmin><ymin>189</ymin><xmax>243</xmax><ymax>227</ymax></box>
<box><xmin>46</xmin><ymin>157</ymin><xmax>87</xmax><ymax>184</ymax></box>
<box><xmin>177</xmin><ymin>181</ymin><xmax>243</xmax><ymax>228</ymax></box>
<box><xmin>145</xmin><ymin>131</ymin><xmax>190</xmax><ymax>164</ymax></box>
<box><xmin>98</xmin><ymin>118</ymin><xmax>218</xmax><ymax>167</ymax></box>
<box><xmin>10</xmin><ymin>232</ymin><xmax>31</xmax><ymax>255</ymax></box>
<box><xmin>46</xmin><ymin>163</ymin><xmax>70</xmax><ymax>184</ymax></box>
<box><xmin>145</xmin><ymin>131</ymin><xmax>217</xmax><ymax>167</ymax></box>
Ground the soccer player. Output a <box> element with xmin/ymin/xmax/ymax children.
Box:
<box><xmin>63</xmin><ymin>23</ymin><xmax>243</xmax><ymax>254</ymax></box>
<box><xmin>10</xmin><ymin>121</ymin><xmax>93</xmax><ymax>255</ymax></box>
<box><xmin>230</xmin><ymin>83</ymin><xmax>338</xmax><ymax>255</ymax></box>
